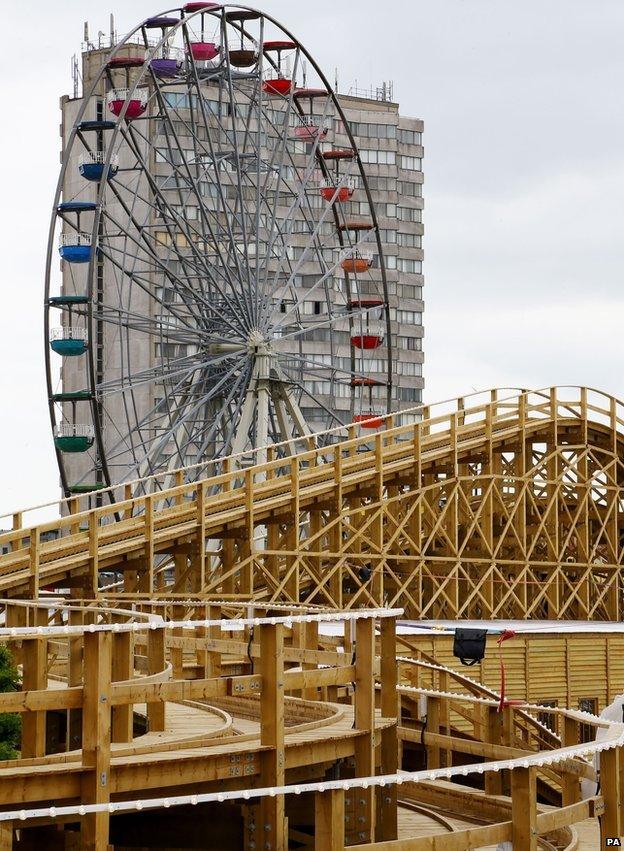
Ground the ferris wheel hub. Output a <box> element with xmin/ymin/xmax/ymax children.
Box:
<box><xmin>247</xmin><ymin>329</ymin><xmax>270</xmax><ymax>352</ymax></box>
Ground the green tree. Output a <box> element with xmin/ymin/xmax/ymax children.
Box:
<box><xmin>0</xmin><ymin>645</ymin><xmax>21</xmax><ymax>759</ymax></box>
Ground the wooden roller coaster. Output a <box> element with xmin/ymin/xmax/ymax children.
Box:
<box><xmin>0</xmin><ymin>387</ymin><xmax>623</xmax><ymax>848</ymax></box>
<box><xmin>1</xmin><ymin>387</ymin><xmax>624</xmax><ymax>619</ymax></box>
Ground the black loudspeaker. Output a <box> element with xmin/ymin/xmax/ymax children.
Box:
<box><xmin>453</xmin><ymin>629</ymin><xmax>487</xmax><ymax>666</ymax></box>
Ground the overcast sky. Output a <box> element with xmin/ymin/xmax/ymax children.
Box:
<box><xmin>0</xmin><ymin>0</ymin><xmax>622</xmax><ymax>515</ymax></box>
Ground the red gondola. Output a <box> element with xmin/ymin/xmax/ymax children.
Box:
<box><xmin>351</xmin><ymin>335</ymin><xmax>384</xmax><ymax>350</ymax></box>
<box><xmin>262</xmin><ymin>76</ymin><xmax>293</xmax><ymax>96</ymax></box>
<box><xmin>353</xmin><ymin>414</ymin><xmax>384</xmax><ymax>429</ymax></box>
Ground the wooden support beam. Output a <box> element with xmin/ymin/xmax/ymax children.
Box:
<box><xmin>353</xmin><ymin>616</ymin><xmax>376</xmax><ymax>844</ymax></box>
<box><xmin>600</xmin><ymin>746</ymin><xmax>621</xmax><ymax>845</ymax></box>
<box><xmin>260</xmin><ymin>623</ymin><xmax>286</xmax><ymax>851</ymax></box>
<box><xmin>146</xmin><ymin>628</ymin><xmax>166</xmax><ymax>732</ymax></box>
<box><xmin>28</xmin><ymin>527</ymin><xmax>40</xmax><ymax>599</ymax></box>
<box><xmin>377</xmin><ymin>617</ymin><xmax>398</xmax><ymax>842</ymax></box>
<box><xmin>111</xmin><ymin>629</ymin><xmax>133</xmax><ymax>744</ymax></box>
<box><xmin>80</xmin><ymin>630</ymin><xmax>112</xmax><ymax>851</ymax></box>
<box><xmin>511</xmin><ymin>766</ymin><xmax>537</xmax><ymax>851</ymax></box>
<box><xmin>562</xmin><ymin>715</ymin><xmax>580</xmax><ymax>806</ymax></box>
<box><xmin>0</xmin><ymin>824</ymin><xmax>12</xmax><ymax>850</ymax></box>
<box><xmin>21</xmin><ymin>628</ymin><xmax>47</xmax><ymax>759</ymax></box>
<box><xmin>315</xmin><ymin>789</ymin><xmax>345</xmax><ymax>851</ymax></box>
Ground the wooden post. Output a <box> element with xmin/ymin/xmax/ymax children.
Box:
<box><xmin>302</xmin><ymin>620</ymin><xmax>319</xmax><ymax>702</ymax></box>
<box><xmin>81</xmin><ymin>630</ymin><xmax>112</xmax><ymax>850</ymax></box>
<box><xmin>171</xmin><ymin>604</ymin><xmax>184</xmax><ymax>679</ymax></box>
<box><xmin>377</xmin><ymin>617</ymin><xmax>398</xmax><ymax>841</ymax></box>
<box><xmin>354</xmin><ymin>616</ymin><xmax>375</xmax><ymax>844</ymax></box>
<box><xmin>21</xmin><ymin>621</ymin><xmax>47</xmax><ymax>759</ymax></box>
<box><xmin>111</xmin><ymin>629</ymin><xmax>133</xmax><ymax>744</ymax></box>
<box><xmin>195</xmin><ymin>482</ymin><xmax>206</xmax><ymax>592</ymax></box>
<box><xmin>511</xmin><ymin>766</ymin><xmax>537</xmax><ymax>851</ymax></box>
<box><xmin>205</xmin><ymin>605</ymin><xmax>222</xmax><ymax>678</ymax></box>
<box><xmin>87</xmin><ymin>511</ymin><xmax>99</xmax><ymax>598</ymax></box>
<box><xmin>601</xmin><ymin>746</ymin><xmax>621</xmax><ymax>845</ymax></box>
<box><xmin>147</xmin><ymin>627</ymin><xmax>166</xmax><ymax>732</ymax></box>
<box><xmin>562</xmin><ymin>715</ymin><xmax>580</xmax><ymax>806</ymax></box>
<box><xmin>485</xmin><ymin>706</ymin><xmax>503</xmax><ymax>795</ymax></box>
<box><xmin>315</xmin><ymin>789</ymin><xmax>345</xmax><ymax>851</ymax></box>
<box><xmin>426</xmin><ymin>695</ymin><xmax>441</xmax><ymax>770</ymax></box>
<box><xmin>0</xmin><ymin>824</ymin><xmax>12</xmax><ymax>849</ymax></box>
<box><xmin>67</xmin><ymin>609</ymin><xmax>83</xmax><ymax>751</ymax></box>
<box><xmin>143</xmin><ymin>495</ymin><xmax>154</xmax><ymax>594</ymax></box>
<box><xmin>28</xmin><ymin>527</ymin><xmax>40</xmax><ymax>599</ymax></box>
<box><xmin>260</xmin><ymin>623</ymin><xmax>286</xmax><ymax>850</ymax></box>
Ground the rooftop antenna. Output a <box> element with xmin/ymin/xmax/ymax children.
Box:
<box><xmin>334</xmin><ymin>67</ymin><xmax>338</xmax><ymax>93</ymax></box>
<box><xmin>110</xmin><ymin>13</ymin><xmax>116</xmax><ymax>46</ymax></box>
<box><xmin>71</xmin><ymin>55</ymin><xmax>79</xmax><ymax>98</ymax></box>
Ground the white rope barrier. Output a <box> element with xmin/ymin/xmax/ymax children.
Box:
<box><xmin>0</xmin><ymin>607</ymin><xmax>403</xmax><ymax>639</ymax></box>
<box><xmin>3</xmin><ymin>724</ymin><xmax>623</xmax><ymax>824</ymax></box>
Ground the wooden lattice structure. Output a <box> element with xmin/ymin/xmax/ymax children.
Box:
<box><xmin>1</xmin><ymin>387</ymin><xmax>624</xmax><ymax>621</ymax></box>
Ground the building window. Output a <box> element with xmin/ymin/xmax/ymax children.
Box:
<box><xmin>340</xmin><ymin>120</ymin><xmax>397</xmax><ymax>140</ymax></box>
<box><xmin>398</xmin><ymin>336</ymin><xmax>422</xmax><ymax>351</ymax></box>
<box><xmin>397</xmin><ymin>206</ymin><xmax>422</xmax><ymax>223</ymax></box>
<box><xmin>398</xmin><ymin>181</ymin><xmax>423</xmax><ymax>198</ymax></box>
<box><xmin>367</xmin><ymin>176</ymin><xmax>396</xmax><ymax>192</ymax></box>
<box><xmin>397</xmin><ymin>258</ymin><xmax>423</xmax><ymax>274</ymax></box>
<box><xmin>399</xmin><ymin>284</ymin><xmax>423</xmax><ymax>300</ymax></box>
<box><xmin>398</xmin><ymin>232</ymin><xmax>422</xmax><ymax>249</ymax></box>
<box><xmin>398</xmin><ymin>387</ymin><xmax>422</xmax><ymax>403</ymax></box>
<box><xmin>360</xmin><ymin>150</ymin><xmax>397</xmax><ymax>166</ymax></box>
<box><xmin>384</xmin><ymin>255</ymin><xmax>397</xmax><ymax>270</ymax></box>
<box><xmin>400</xmin><ymin>156</ymin><xmax>422</xmax><ymax>171</ymax></box>
<box><xmin>398</xmin><ymin>128</ymin><xmax>422</xmax><ymax>146</ymax></box>
<box><xmin>579</xmin><ymin>698</ymin><xmax>598</xmax><ymax>743</ymax></box>
<box><xmin>396</xmin><ymin>309</ymin><xmax>422</xmax><ymax>325</ymax></box>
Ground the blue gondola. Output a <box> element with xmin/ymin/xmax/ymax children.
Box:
<box><xmin>57</xmin><ymin>201</ymin><xmax>97</xmax><ymax>214</ymax></box>
<box><xmin>79</xmin><ymin>154</ymin><xmax>118</xmax><ymax>182</ymax></box>
<box><xmin>59</xmin><ymin>241</ymin><xmax>92</xmax><ymax>263</ymax></box>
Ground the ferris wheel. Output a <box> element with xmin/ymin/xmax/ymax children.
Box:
<box><xmin>44</xmin><ymin>3</ymin><xmax>394</xmax><ymax>498</ymax></box>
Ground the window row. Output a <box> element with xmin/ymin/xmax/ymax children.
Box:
<box><xmin>400</xmin><ymin>156</ymin><xmax>422</xmax><ymax>172</ymax></box>
<box><xmin>397</xmin><ymin>335</ymin><xmax>422</xmax><ymax>351</ymax></box>
<box><xmin>340</xmin><ymin>120</ymin><xmax>397</xmax><ymax>140</ymax></box>
<box><xmin>359</xmin><ymin>150</ymin><xmax>397</xmax><ymax>166</ymax></box>
<box><xmin>398</xmin><ymin>181</ymin><xmax>423</xmax><ymax>198</ymax></box>
<box><xmin>398</xmin><ymin>128</ymin><xmax>422</xmax><ymax>146</ymax></box>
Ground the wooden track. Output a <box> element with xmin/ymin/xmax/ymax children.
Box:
<box><xmin>1</xmin><ymin>386</ymin><xmax>624</xmax><ymax>620</ymax></box>
<box><xmin>0</xmin><ymin>600</ymin><xmax>620</xmax><ymax>850</ymax></box>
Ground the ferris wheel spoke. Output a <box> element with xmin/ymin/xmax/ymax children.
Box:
<box><xmin>219</xmin><ymin>21</ymin><xmax>264</xmax><ymax>314</ymax></box>
<box><xmin>177</xmin><ymin>364</ymin><xmax>254</xmax><ymax>466</ymax></box>
<box><xmin>100</xmin><ymin>358</ymin><xmax>247</xmax><ymax>475</ymax></box>
<box><xmin>125</xmin><ymin>359</ymin><xmax>248</xmax><ymax>475</ymax></box>
<box><xmin>98</xmin><ymin>202</ymin><xmax>250</xmax><ymax>338</ymax></box>
<box><xmin>277</xmin><ymin>351</ymin><xmax>372</xmax><ymax>381</ymax></box>
<box><xmin>95</xmin><ymin>347</ymin><xmax>245</xmax><ymax>398</ymax></box>
<box><xmin>113</xmin><ymin>120</ymin><xmax>252</xmax><ymax>325</ymax></box>
<box><xmin>183</xmin><ymin>37</ymin><xmax>260</xmax><ymax>322</ymax></box>
<box><xmin>257</xmin><ymin>92</ymin><xmax>337</xmax><ymax>303</ymax></box>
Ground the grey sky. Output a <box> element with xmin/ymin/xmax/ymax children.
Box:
<box><xmin>0</xmin><ymin>0</ymin><xmax>622</xmax><ymax>514</ymax></box>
